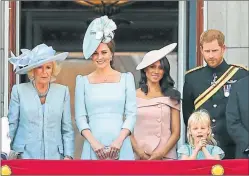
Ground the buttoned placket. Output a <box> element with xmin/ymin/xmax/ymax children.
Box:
<box><xmin>156</xmin><ymin>103</ymin><xmax>163</xmax><ymax>138</ymax></box>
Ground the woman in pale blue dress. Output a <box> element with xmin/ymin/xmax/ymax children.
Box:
<box><xmin>75</xmin><ymin>16</ymin><xmax>136</xmax><ymax>160</ymax></box>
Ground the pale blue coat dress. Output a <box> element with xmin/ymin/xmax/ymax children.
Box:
<box><xmin>8</xmin><ymin>82</ymin><xmax>74</xmax><ymax>159</ymax></box>
<box><xmin>75</xmin><ymin>72</ymin><xmax>137</xmax><ymax>160</ymax></box>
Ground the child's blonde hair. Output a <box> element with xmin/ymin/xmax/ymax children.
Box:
<box><xmin>187</xmin><ymin>109</ymin><xmax>217</xmax><ymax>147</ymax></box>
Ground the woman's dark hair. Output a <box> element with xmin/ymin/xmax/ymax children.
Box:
<box><xmin>139</xmin><ymin>56</ymin><xmax>181</xmax><ymax>102</ymax></box>
<box><xmin>107</xmin><ymin>40</ymin><xmax>115</xmax><ymax>69</ymax></box>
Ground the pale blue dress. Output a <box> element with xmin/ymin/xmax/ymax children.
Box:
<box><xmin>75</xmin><ymin>72</ymin><xmax>137</xmax><ymax>160</ymax></box>
<box><xmin>177</xmin><ymin>144</ymin><xmax>225</xmax><ymax>160</ymax></box>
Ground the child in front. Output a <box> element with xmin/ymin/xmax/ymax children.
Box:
<box><xmin>178</xmin><ymin>109</ymin><xmax>225</xmax><ymax>160</ymax></box>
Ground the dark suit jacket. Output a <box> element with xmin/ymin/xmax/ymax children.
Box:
<box><xmin>226</xmin><ymin>75</ymin><xmax>249</xmax><ymax>158</ymax></box>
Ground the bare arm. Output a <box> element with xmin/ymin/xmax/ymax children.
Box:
<box><xmin>130</xmin><ymin>134</ymin><xmax>141</xmax><ymax>155</ymax></box>
<box><xmin>202</xmin><ymin>147</ymin><xmax>220</xmax><ymax>160</ymax></box>
<box><xmin>81</xmin><ymin>130</ymin><xmax>103</xmax><ymax>150</ymax></box>
<box><xmin>115</xmin><ymin>129</ymin><xmax>131</xmax><ymax>146</ymax></box>
<box><xmin>131</xmin><ymin>134</ymin><xmax>150</xmax><ymax>160</ymax></box>
<box><xmin>181</xmin><ymin>148</ymin><xmax>200</xmax><ymax>160</ymax></box>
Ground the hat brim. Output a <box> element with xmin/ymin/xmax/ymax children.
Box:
<box><xmin>136</xmin><ymin>43</ymin><xmax>177</xmax><ymax>70</ymax></box>
<box><xmin>15</xmin><ymin>52</ymin><xmax>69</xmax><ymax>74</ymax></box>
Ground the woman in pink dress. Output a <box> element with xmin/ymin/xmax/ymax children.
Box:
<box><xmin>131</xmin><ymin>43</ymin><xmax>181</xmax><ymax>160</ymax></box>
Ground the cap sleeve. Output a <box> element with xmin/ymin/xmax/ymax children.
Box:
<box><xmin>177</xmin><ymin>144</ymin><xmax>190</xmax><ymax>159</ymax></box>
<box><xmin>212</xmin><ymin>146</ymin><xmax>225</xmax><ymax>159</ymax></box>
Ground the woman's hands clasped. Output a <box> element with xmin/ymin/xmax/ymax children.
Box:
<box><xmin>91</xmin><ymin>141</ymin><xmax>108</xmax><ymax>160</ymax></box>
<box><xmin>92</xmin><ymin>139</ymin><xmax>122</xmax><ymax>160</ymax></box>
<box><xmin>108</xmin><ymin>139</ymin><xmax>122</xmax><ymax>160</ymax></box>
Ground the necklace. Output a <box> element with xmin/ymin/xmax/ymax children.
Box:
<box><xmin>32</xmin><ymin>81</ymin><xmax>50</xmax><ymax>98</ymax></box>
<box><xmin>98</xmin><ymin>75</ymin><xmax>110</xmax><ymax>82</ymax></box>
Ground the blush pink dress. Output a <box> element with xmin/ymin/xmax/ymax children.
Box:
<box><xmin>134</xmin><ymin>97</ymin><xmax>180</xmax><ymax>160</ymax></box>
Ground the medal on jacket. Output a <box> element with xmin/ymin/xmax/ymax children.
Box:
<box><xmin>211</xmin><ymin>73</ymin><xmax>217</xmax><ymax>85</ymax></box>
<box><xmin>223</xmin><ymin>84</ymin><xmax>231</xmax><ymax>97</ymax></box>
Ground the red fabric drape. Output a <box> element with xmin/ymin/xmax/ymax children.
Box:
<box><xmin>1</xmin><ymin>159</ymin><xmax>248</xmax><ymax>175</ymax></box>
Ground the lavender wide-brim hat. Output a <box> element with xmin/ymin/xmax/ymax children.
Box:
<box><xmin>9</xmin><ymin>43</ymin><xmax>68</xmax><ymax>75</ymax></box>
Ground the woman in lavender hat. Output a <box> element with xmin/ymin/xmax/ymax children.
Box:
<box><xmin>8</xmin><ymin>44</ymin><xmax>74</xmax><ymax>159</ymax></box>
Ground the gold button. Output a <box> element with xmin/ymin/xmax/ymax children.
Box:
<box><xmin>1</xmin><ymin>165</ymin><xmax>12</xmax><ymax>176</ymax></box>
<box><xmin>211</xmin><ymin>164</ymin><xmax>224</xmax><ymax>175</ymax></box>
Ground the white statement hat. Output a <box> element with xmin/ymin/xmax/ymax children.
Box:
<box><xmin>136</xmin><ymin>43</ymin><xmax>177</xmax><ymax>70</ymax></box>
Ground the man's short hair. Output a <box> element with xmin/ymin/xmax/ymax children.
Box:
<box><xmin>200</xmin><ymin>29</ymin><xmax>225</xmax><ymax>47</ymax></box>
